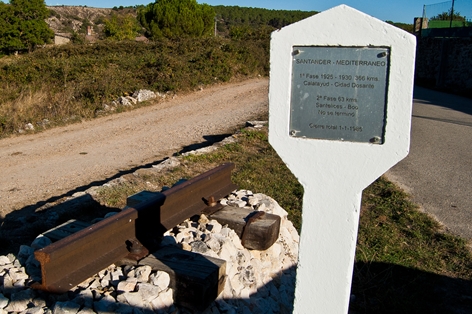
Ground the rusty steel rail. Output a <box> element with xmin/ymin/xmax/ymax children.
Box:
<box><xmin>33</xmin><ymin>163</ymin><xmax>237</xmax><ymax>293</ymax></box>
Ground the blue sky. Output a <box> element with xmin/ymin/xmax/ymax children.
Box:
<box><xmin>44</xmin><ymin>0</ymin><xmax>445</xmax><ymax>24</ymax></box>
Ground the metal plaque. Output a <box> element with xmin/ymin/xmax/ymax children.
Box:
<box><xmin>290</xmin><ymin>46</ymin><xmax>390</xmax><ymax>144</ymax></box>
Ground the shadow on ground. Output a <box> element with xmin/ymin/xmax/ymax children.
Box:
<box><xmin>0</xmin><ymin>133</ymin><xmax>233</xmax><ymax>256</ymax></box>
<box><xmin>350</xmin><ymin>261</ymin><xmax>472</xmax><ymax>314</ymax></box>
<box><xmin>414</xmin><ymin>86</ymin><xmax>472</xmax><ymax>117</ymax></box>
<box><xmin>2</xmin><ymin>265</ymin><xmax>297</xmax><ymax>313</ymax></box>
<box><xmin>3</xmin><ymin>259</ymin><xmax>472</xmax><ymax>313</ymax></box>
<box><xmin>177</xmin><ymin>134</ymin><xmax>233</xmax><ymax>155</ymax></box>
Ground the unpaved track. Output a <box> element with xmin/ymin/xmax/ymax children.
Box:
<box><xmin>0</xmin><ymin>78</ymin><xmax>269</xmax><ymax>216</ymax></box>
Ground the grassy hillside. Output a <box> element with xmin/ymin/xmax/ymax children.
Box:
<box><xmin>0</xmin><ymin>37</ymin><xmax>268</xmax><ymax>138</ymax></box>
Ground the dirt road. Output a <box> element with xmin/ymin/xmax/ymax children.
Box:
<box><xmin>0</xmin><ymin>78</ymin><xmax>269</xmax><ymax>217</ymax></box>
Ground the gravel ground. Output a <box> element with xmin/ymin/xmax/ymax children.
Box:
<box><xmin>0</xmin><ymin>78</ymin><xmax>269</xmax><ymax>217</ymax></box>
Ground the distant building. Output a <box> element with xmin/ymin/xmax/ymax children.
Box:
<box><xmin>54</xmin><ymin>33</ymin><xmax>71</xmax><ymax>45</ymax></box>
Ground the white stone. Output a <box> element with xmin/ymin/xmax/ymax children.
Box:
<box><xmin>100</xmin><ymin>277</ymin><xmax>109</xmax><ymax>288</ymax></box>
<box><xmin>88</xmin><ymin>279</ymin><xmax>101</xmax><ymax>290</ymax></box>
<box><xmin>114</xmin><ymin>304</ymin><xmax>133</xmax><ymax>314</ymax></box>
<box><xmin>203</xmin><ymin>249</ymin><xmax>219</xmax><ymax>259</ymax></box>
<box><xmin>247</xmin><ymin>197</ymin><xmax>259</xmax><ymax>206</ymax></box>
<box><xmin>21</xmin><ymin>306</ymin><xmax>44</xmax><ymax>314</ymax></box>
<box><xmin>229</xmin><ymin>275</ymin><xmax>244</xmax><ymax>297</ymax></box>
<box><xmin>97</xmin><ymin>269</ymin><xmax>107</xmax><ymax>279</ymax></box>
<box><xmin>126</xmin><ymin>96</ymin><xmax>137</xmax><ymax>105</ymax></box>
<box><xmin>239</xmin><ymin>286</ymin><xmax>251</xmax><ymax>300</ymax></box>
<box><xmin>229</xmin><ymin>230</ymin><xmax>244</xmax><ymax>250</ymax></box>
<box><xmin>6</xmin><ymin>254</ymin><xmax>16</xmax><ymax>263</ymax></box>
<box><xmin>152</xmin><ymin>156</ymin><xmax>180</xmax><ymax>171</ymax></box>
<box><xmin>150</xmin><ymin>288</ymin><xmax>173</xmax><ymax>310</ymax></box>
<box><xmin>132</xmin><ymin>89</ymin><xmax>157</xmax><ymax>103</ymax></box>
<box><xmin>267</xmin><ymin>242</ymin><xmax>283</xmax><ymax>261</ymax></box>
<box><xmin>218</xmin><ymin>242</ymin><xmax>237</xmax><ymax>262</ymax></box>
<box><xmin>77</xmin><ymin>308</ymin><xmax>96</xmax><ymax>314</ymax></box>
<box><xmin>110</xmin><ymin>268</ymin><xmax>123</xmax><ymax>282</ymax></box>
<box><xmin>206</xmin><ymin>236</ymin><xmax>221</xmax><ymax>253</ymax></box>
<box><xmin>117</xmin><ymin>278</ymin><xmax>137</xmax><ymax>292</ymax></box>
<box><xmin>137</xmin><ymin>283</ymin><xmax>160</xmax><ymax>303</ymax></box>
<box><xmin>13</xmin><ymin>279</ymin><xmax>26</xmax><ymax>287</ymax></box>
<box><xmin>221</xmin><ymin>279</ymin><xmax>234</xmax><ymax>299</ymax></box>
<box><xmin>181</xmin><ymin>243</ymin><xmax>191</xmax><ymax>251</ymax></box>
<box><xmin>268</xmin><ymin>281</ymin><xmax>280</xmax><ymax>301</ymax></box>
<box><xmin>117</xmin><ymin>292</ymin><xmax>138</xmax><ymax>306</ymax></box>
<box><xmin>74</xmin><ymin>288</ymin><xmax>93</xmax><ymax>309</ymax></box>
<box><xmin>8</xmin><ymin>268</ymin><xmax>29</xmax><ymax>283</ymax></box>
<box><xmin>271</xmin><ymin>201</ymin><xmax>289</xmax><ymax>218</ymax></box>
<box><xmin>0</xmin><ymin>256</ymin><xmax>10</xmax><ymax>266</ymax></box>
<box><xmin>31</xmin><ymin>236</ymin><xmax>52</xmax><ymax>250</ymax></box>
<box><xmin>26</xmin><ymin>254</ymin><xmax>40</xmax><ymax>269</ymax></box>
<box><xmin>255</xmin><ymin>202</ymin><xmax>266</xmax><ymax>212</ymax></box>
<box><xmin>230</xmin><ymin>200</ymin><xmax>247</xmax><ymax>208</ymax></box>
<box><xmin>208</xmin><ymin>220</ymin><xmax>222</xmax><ymax>234</ymax></box>
<box><xmin>118</xmin><ymin>96</ymin><xmax>133</xmax><ymax>107</ymax></box>
<box><xmin>175</xmin><ymin>231</ymin><xmax>190</xmax><ymax>244</ymax></box>
<box><xmin>5</xmin><ymin>290</ymin><xmax>35</xmax><ymax>312</ymax></box>
<box><xmin>134</xmin><ymin>266</ymin><xmax>152</xmax><ymax>283</ymax></box>
<box><xmin>0</xmin><ymin>293</ymin><xmax>8</xmax><ymax>309</ymax></box>
<box><xmin>93</xmin><ymin>295</ymin><xmax>118</xmax><ymax>313</ymax></box>
<box><xmin>159</xmin><ymin>235</ymin><xmax>177</xmax><ymax>247</ymax></box>
<box><xmin>17</xmin><ymin>245</ymin><xmax>33</xmax><ymax>261</ymax></box>
<box><xmin>151</xmin><ymin>271</ymin><xmax>170</xmax><ymax>291</ymax></box>
<box><xmin>190</xmin><ymin>240</ymin><xmax>208</xmax><ymax>254</ymax></box>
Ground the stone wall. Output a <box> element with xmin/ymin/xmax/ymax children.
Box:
<box><xmin>415</xmin><ymin>36</ymin><xmax>472</xmax><ymax>96</ymax></box>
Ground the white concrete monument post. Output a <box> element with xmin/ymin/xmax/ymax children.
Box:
<box><xmin>269</xmin><ymin>5</ymin><xmax>416</xmax><ymax>313</ymax></box>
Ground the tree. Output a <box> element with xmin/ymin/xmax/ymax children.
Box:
<box><xmin>137</xmin><ymin>0</ymin><xmax>215</xmax><ymax>39</ymax></box>
<box><xmin>104</xmin><ymin>13</ymin><xmax>141</xmax><ymax>41</ymax></box>
<box><xmin>0</xmin><ymin>0</ymin><xmax>53</xmax><ymax>54</ymax></box>
<box><xmin>431</xmin><ymin>10</ymin><xmax>465</xmax><ymax>21</ymax></box>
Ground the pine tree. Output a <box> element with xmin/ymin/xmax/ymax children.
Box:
<box><xmin>104</xmin><ymin>13</ymin><xmax>141</xmax><ymax>41</ymax></box>
<box><xmin>0</xmin><ymin>0</ymin><xmax>53</xmax><ymax>54</ymax></box>
<box><xmin>138</xmin><ymin>0</ymin><xmax>215</xmax><ymax>39</ymax></box>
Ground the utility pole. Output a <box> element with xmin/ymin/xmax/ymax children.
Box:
<box><xmin>450</xmin><ymin>0</ymin><xmax>455</xmax><ymax>28</ymax></box>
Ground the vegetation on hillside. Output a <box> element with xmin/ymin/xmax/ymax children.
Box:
<box><xmin>0</xmin><ymin>37</ymin><xmax>269</xmax><ymax>137</ymax></box>
<box><xmin>213</xmin><ymin>5</ymin><xmax>317</xmax><ymax>36</ymax></box>
<box><xmin>0</xmin><ymin>1</ymin><xmax>324</xmax><ymax>138</ymax></box>
<box><xmin>386</xmin><ymin>20</ymin><xmax>414</xmax><ymax>33</ymax></box>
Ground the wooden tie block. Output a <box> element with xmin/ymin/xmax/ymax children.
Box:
<box><xmin>139</xmin><ymin>246</ymin><xmax>226</xmax><ymax>311</ymax></box>
<box><xmin>209</xmin><ymin>207</ymin><xmax>281</xmax><ymax>251</ymax></box>
<box><xmin>41</xmin><ymin>219</ymin><xmax>91</xmax><ymax>242</ymax></box>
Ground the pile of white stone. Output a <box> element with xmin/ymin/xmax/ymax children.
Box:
<box><xmin>0</xmin><ymin>190</ymin><xmax>299</xmax><ymax>314</ymax></box>
<box><xmin>102</xmin><ymin>89</ymin><xmax>162</xmax><ymax>112</ymax></box>
<box><xmin>18</xmin><ymin>89</ymin><xmax>162</xmax><ymax>133</ymax></box>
